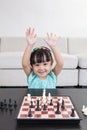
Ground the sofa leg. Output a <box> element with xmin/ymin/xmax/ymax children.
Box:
<box><xmin>75</xmin><ymin>85</ymin><xmax>82</xmax><ymax>88</ymax></box>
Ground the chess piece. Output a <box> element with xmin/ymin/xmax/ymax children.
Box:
<box><xmin>28</xmin><ymin>109</ymin><xmax>33</xmax><ymax>117</ymax></box>
<box><xmin>83</xmin><ymin>108</ymin><xmax>87</xmax><ymax>116</ymax></box>
<box><xmin>82</xmin><ymin>105</ymin><xmax>87</xmax><ymax>116</ymax></box>
<box><xmin>30</xmin><ymin>100</ymin><xmax>34</xmax><ymax>108</ymax></box>
<box><xmin>35</xmin><ymin>98</ymin><xmax>41</xmax><ymax>111</ymax></box>
<box><xmin>4</xmin><ymin>99</ymin><xmax>8</xmax><ymax>110</ymax></box>
<box><xmin>4</xmin><ymin>99</ymin><xmax>7</xmax><ymax>107</ymax></box>
<box><xmin>48</xmin><ymin>93</ymin><xmax>51</xmax><ymax>102</ymax></box>
<box><xmin>50</xmin><ymin>99</ymin><xmax>53</xmax><ymax>106</ymax></box>
<box><xmin>14</xmin><ymin>100</ymin><xmax>17</xmax><ymax>108</ymax></box>
<box><xmin>43</xmin><ymin>89</ymin><xmax>46</xmax><ymax>97</ymax></box>
<box><xmin>43</xmin><ymin>104</ymin><xmax>46</xmax><ymax>111</ymax></box>
<box><xmin>82</xmin><ymin>105</ymin><xmax>86</xmax><ymax>113</ymax></box>
<box><xmin>42</xmin><ymin>89</ymin><xmax>46</xmax><ymax>103</ymax></box>
<box><xmin>0</xmin><ymin>101</ymin><xmax>1</xmax><ymax>109</ymax></box>
<box><xmin>0</xmin><ymin>101</ymin><xmax>4</xmax><ymax>110</ymax></box>
<box><xmin>8</xmin><ymin>98</ymin><xmax>13</xmax><ymax>111</ymax></box>
<box><xmin>27</xmin><ymin>93</ymin><xmax>31</xmax><ymax>103</ymax></box>
<box><xmin>55</xmin><ymin>102</ymin><xmax>61</xmax><ymax>114</ymax></box>
<box><xmin>61</xmin><ymin>99</ymin><xmax>65</xmax><ymax>110</ymax></box>
<box><xmin>71</xmin><ymin>108</ymin><xmax>75</xmax><ymax>117</ymax></box>
<box><xmin>8</xmin><ymin>98</ymin><xmax>12</xmax><ymax>107</ymax></box>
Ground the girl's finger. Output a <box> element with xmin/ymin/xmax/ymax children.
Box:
<box><xmin>31</xmin><ymin>28</ymin><xmax>35</xmax><ymax>35</ymax></box>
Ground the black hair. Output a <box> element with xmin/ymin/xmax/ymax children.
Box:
<box><xmin>30</xmin><ymin>47</ymin><xmax>52</xmax><ymax>66</ymax></box>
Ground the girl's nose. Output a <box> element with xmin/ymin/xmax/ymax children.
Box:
<box><xmin>39</xmin><ymin>65</ymin><xmax>44</xmax><ymax>70</ymax></box>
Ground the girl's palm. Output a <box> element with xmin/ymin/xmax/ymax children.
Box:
<box><xmin>26</xmin><ymin>28</ymin><xmax>37</xmax><ymax>45</ymax></box>
<box><xmin>44</xmin><ymin>33</ymin><xmax>58</xmax><ymax>47</ymax></box>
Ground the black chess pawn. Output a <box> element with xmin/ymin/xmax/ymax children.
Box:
<box><xmin>55</xmin><ymin>102</ymin><xmax>61</xmax><ymax>114</ymax></box>
<box><xmin>8</xmin><ymin>98</ymin><xmax>13</xmax><ymax>111</ymax></box>
<box><xmin>0</xmin><ymin>101</ymin><xmax>4</xmax><ymax>110</ymax></box>
<box><xmin>35</xmin><ymin>99</ymin><xmax>41</xmax><ymax>111</ymax></box>
<box><xmin>61</xmin><ymin>99</ymin><xmax>65</xmax><ymax>110</ymax></box>
<box><xmin>28</xmin><ymin>109</ymin><xmax>33</xmax><ymax>117</ymax></box>
<box><xmin>14</xmin><ymin>100</ymin><xmax>17</xmax><ymax>108</ymax></box>
<box><xmin>43</xmin><ymin>104</ymin><xmax>46</xmax><ymax>111</ymax></box>
<box><xmin>9</xmin><ymin>104</ymin><xmax>13</xmax><ymax>111</ymax></box>
<box><xmin>30</xmin><ymin>100</ymin><xmax>34</xmax><ymax>108</ymax></box>
<box><xmin>50</xmin><ymin>99</ymin><xmax>53</xmax><ymax>106</ymax></box>
<box><xmin>4</xmin><ymin>99</ymin><xmax>7</xmax><ymax>106</ymax></box>
<box><xmin>71</xmin><ymin>108</ymin><xmax>75</xmax><ymax>117</ymax></box>
<box><xmin>8</xmin><ymin>98</ymin><xmax>12</xmax><ymax>107</ymax></box>
<box><xmin>0</xmin><ymin>101</ymin><xmax>1</xmax><ymax>109</ymax></box>
<box><xmin>4</xmin><ymin>99</ymin><xmax>8</xmax><ymax>110</ymax></box>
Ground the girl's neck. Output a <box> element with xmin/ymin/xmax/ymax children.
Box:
<box><xmin>39</xmin><ymin>76</ymin><xmax>48</xmax><ymax>80</ymax></box>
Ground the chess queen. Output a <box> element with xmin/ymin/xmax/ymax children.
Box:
<box><xmin>22</xmin><ymin>27</ymin><xmax>64</xmax><ymax>89</ymax></box>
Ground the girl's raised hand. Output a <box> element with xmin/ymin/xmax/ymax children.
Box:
<box><xmin>44</xmin><ymin>33</ymin><xmax>60</xmax><ymax>47</ymax></box>
<box><xmin>26</xmin><ymin>27</ymin><xmax>37</xmax><ymax>46</ymax></box>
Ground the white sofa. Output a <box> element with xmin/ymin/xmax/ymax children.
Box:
<box><xmin>0</xmin><ymin>37</ymin><xmax>87</xmax><ymax>87</ymax></box>
<box><xmin>68</xmin><ymin>38</ymin><xmax>87</xmax><ymax>87</ymax></box>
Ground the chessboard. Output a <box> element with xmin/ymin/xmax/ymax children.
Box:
<box><xmin>17</xmin><ymin>91</ymin><xmax>81</xmax><ymax>124</ymax></box>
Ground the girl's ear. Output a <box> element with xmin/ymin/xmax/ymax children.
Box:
<box><xmin>51</xmin><ymin>60</ymin><xmax>53</xmax><ymax>65</ymax></box>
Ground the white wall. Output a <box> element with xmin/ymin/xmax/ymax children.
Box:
<box><xmin>0</xmin><ymin>0</ymin><xmax>87</xmax><ymax>37</ymax></box>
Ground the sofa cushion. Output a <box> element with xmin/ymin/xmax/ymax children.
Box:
<box><xmin>61</xmin><ymin>53</ymin><xmax>78</xmax><ymax>69</ymax></box>
<box><xmin>0</xmin><ymin>69</ymin><xmax>27</xmax><ymax>86</ymax></box>
<box><xmin>77</xmin><ymin>53</ymin><xmax>87</xmax><ymax>68</ymax></box>
<box><xmin>68</xmin><ymin>38</ymin><xmax>87</xmax><ymax>54</ymax></box>
<box><xmin>1</xmin><ymin>37</ymin><xmax>26</xmax><ymax>52</ymax></box>
<box><xmin>1</xmin><ymin>37</ymin><xmax>68</xmax><ymax>53</ymax></box>
<box><xmin>57</xmin><ymin>69</ymin><xmax>78</xmax><ymax>86</ymax></box>
<box><xmin>79</xmin><ymin>69</ymin><xmax>87</xmax><ymax>86</ymax></box>
<box><xmin>0</xmin><ymin>52</ymin><xmax>23</xmax><ymax>68</ymax></box>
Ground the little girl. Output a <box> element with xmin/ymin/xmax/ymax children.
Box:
<box><xmin>22</xmin><ymin>27</ymin><xmax>64</xmax><ymax>89</ymax></box>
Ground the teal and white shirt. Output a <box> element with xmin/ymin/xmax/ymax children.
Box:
<box><xmin>27</xmin><ymin>71</ymin><xmax>57</xmax><ymax>89</ymax></box>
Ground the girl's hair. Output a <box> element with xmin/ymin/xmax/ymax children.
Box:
<box><xmin>30</xmin><ymin>46</ymin><xmax>52</xmax><ymax>66</ymax></box>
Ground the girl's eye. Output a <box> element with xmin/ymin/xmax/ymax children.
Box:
<box><xmin>35</xmin><ymin>64</ymin><xmax>39</xmax><ymax>66</ymax></box>
<box><xmin>44</xmin><ymin>63</ymin><xmax>47</xmax><ymax>65</ymax></box>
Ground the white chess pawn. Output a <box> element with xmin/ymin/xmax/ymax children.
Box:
<box><xmin>43</xmin><ymin>95</ymin><xmax>46</xmax><ymax>104</ymax></box>
<box><xmin>43</xmin><ymin>89</ymin><xmax>46</xmax><ymax>96</ymax></box>
<box><xmin>84</xmin><ymin>107</ymin><xmax>87</xmax><ymax>116</ymax></box>
<box><xmin>82</xmin><ymin>105</ymin><xmax>86</xmax><ymax>113</ymax></box>
<box><xmin>42</xmin><ymin>89</ymin><xmax>46</xmax><ymax>104</ymax></box>
<box><xmin>82</xmin><ymin>105</ymin><xmax>87</xmax><ymax>116</ymax></box>
<box><xmin>42</xmin><ymin>89</ymin><xmax>46</xmax><ymax>98</ymax></box>
<box><xmin>48</xmin><ymin>92</ymin><xmax>51</xmax><ymax>102</ymax></box>
<box><xmin>27</xmin><ymin>93</ymin><xmax>31</xmax><ymax>102</ymax></box>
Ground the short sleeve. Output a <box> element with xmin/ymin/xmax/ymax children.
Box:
<box><xmin>27</xmin><ymin>71</ymin><xmax>36</xmax><ymax>88</ymax></box>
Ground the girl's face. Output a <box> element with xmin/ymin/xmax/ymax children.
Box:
<box><xmin>32</xmin><ymin>61</ymin><xmax>52</xmax><ymax>80</ymax></box>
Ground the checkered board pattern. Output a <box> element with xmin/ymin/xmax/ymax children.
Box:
<box><xmin>17</xmin><ymin>95</ymin><xmax>80</xmax><ymax>123</ymax></box>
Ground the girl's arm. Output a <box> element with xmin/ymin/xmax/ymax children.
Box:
<box><xmin>44</xmin><ymin>33</ymin><xmax>64</xmax><ymax>76</ymax></box>
<box><xmin>22</xmin><ymin>28</ymin><xmax>37</xmax><ymax>76</ymax></box>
